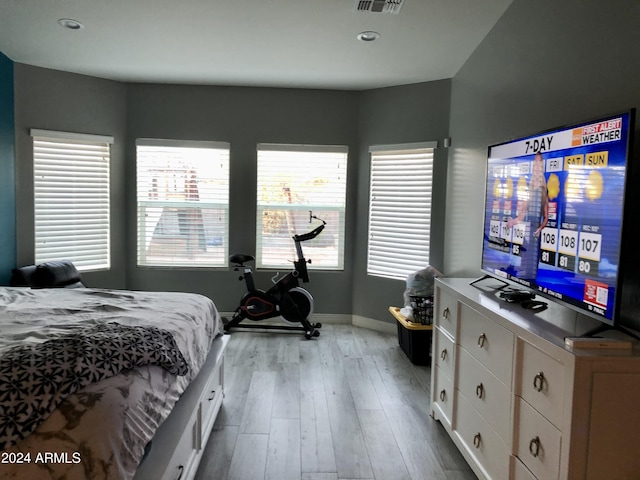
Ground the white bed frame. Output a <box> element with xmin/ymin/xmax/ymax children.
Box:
<box><xmin>134</xmin><ymin>334</ymin><xmax>229</xmax><ymax>480</ymax></box>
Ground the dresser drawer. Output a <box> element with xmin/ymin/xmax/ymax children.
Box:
<box><xmin>515</xmin><ymin>397</ymin><xmax>561</xmax><ymax>480</ymax></box>
<box><xmin>435</xmin><ymin>286</ymin><xmax>458</xmax><ymax>338</ymax></box>
<box><xmin>200</xmin><ymin>357</ymin><xmax>224</xmax><ymax>442</ymax></box>
<box><xmin>457</xmin><ymin>347</ymin><xmax>512</xmax><ymax>444</ymax></box>
<box><xmin>512</xmin><ymin>456</ymin><xmax>537</xmax><ymax>480</ymax></box>
<box><xmin>434</xmin><ymin>327</ymin><xmax>455</xmax><ymax>379</ymax></box>
<box><xmin>516</xmin><ymin>339</ymin><xmax>565</xmax><ymax>428</ymax></box>
<box><xmin>455</xmin><ymin>393</ymin><xmax>510</xmax><ymax>480</ymax></box>
<box><xmin>432</xmin><ymin>364</ymin><xmax>454</xmax><ymax>428</ymax></box>
<box><xmin>159</xmin><ymin>409</ymin><xmax>199</xmax><ymax>480</ymax></box>
<box><xmin>459</xmin><ymin>303</ymin><xmax>514</xmax><ymax>387</ymax></box>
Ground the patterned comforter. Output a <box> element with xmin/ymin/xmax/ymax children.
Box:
<box><xmin>0</xmin><ymin>287</ymin><xmax>221</xmax><ymax>480</ymax></box>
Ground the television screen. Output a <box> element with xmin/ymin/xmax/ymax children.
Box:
<box><xmin>480</xmin><ymin>110</ymin><xmax>635</xmax><ymax>324</ymax></box>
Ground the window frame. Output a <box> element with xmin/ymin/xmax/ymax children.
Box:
<box><xmin>255</xmin><ymin>143</ymin><xmax>348</xmax><ymax>271</ymax></box>
<box><xmin>31</xmin><ymin>129</ymin><xmax>113</xmax><ymax>272</ymax></box>
<box><xmin>366</xmin><ymin>142</ymin><xmax>437</xmax><ymax>280</ymax></box>
<box><xmin>135</xmin><ymin>138</ymin><xmax>231</xmax><ymax>268</ymax></box>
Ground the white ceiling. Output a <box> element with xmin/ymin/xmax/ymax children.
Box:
<box><xmin>0</xmin><ymin>0</ymin><xmax>512</xmax><ymax>91</ymax></box>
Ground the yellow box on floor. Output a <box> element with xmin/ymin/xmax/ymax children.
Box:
<box><xmin>389</xmin><ymin>306</ymin><xmax>432</xmax><ymax>365</ymax></box>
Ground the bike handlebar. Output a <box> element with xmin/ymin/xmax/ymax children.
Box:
<box><xmin>293</xmin><ymin>224</ymin><xmax>325</xmax><ymax>243</ymax></box>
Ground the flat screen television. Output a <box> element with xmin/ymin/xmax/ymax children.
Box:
<box><xmin>479</xmin><ymin>109</ymin><xmax>635</xmax><ymax>325</ymax></box>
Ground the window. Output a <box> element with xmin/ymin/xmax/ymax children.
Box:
<box><xmin>32</xmin><ymin>129</ymin><xmax>112</xmax><ymax>271</ymax></box>
<box><xmin>367</xmin><ymin>142</ymin><xmax>436</xmax><ymax>280</ymax></box>
<box><xmin>256</xmin><ymin>144</ymin><xmax>348</xmax><ymax>270</ymax></box>
<box><xmin>136</xmin><ymin>139</ymin><xmax>230</xmax><ymax>267</ymax></box>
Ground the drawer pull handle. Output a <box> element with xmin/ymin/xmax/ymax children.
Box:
<box><xmin>208</xmin><ymin>390</ymin><xmax>216</xmax><ymax>401</ymax></box>
<box><xmin>476</xmin><ymin>383</ymin><xmax>484</xmax><ymax>399</ymax></box>
<box><xmin>533</xmin><ymin>372</ymin><xmax>545</xmax><ymax>392</ymax></box>
<box><xmin>473</xmin><ymin>433</ymin><xmax>481</xmax><ymax>448</ymax></box>
<box><xmin>175</xmin><ymin>465</ymin><xmax>184</xmax><ymax>480</ymax></box>
<box><xmin>440</xmin><ymin>349</ymin><xmax>447</xmax><ymax>361</ymax></box>
<box><xmin>477</xmin><ymin>333</ymin><xmax>487</xmax><ymax>348</ymax></box>
<box><xmin>440</xmin><ymin>389</ymin><xmax>446</xmax><ymax>402</ymax></box>
<box><xmin>443</xmin><ymin>307</ymin><xmax>450</xmax><ymax>319</ymax></box>
<box><xmin>529</xmin><ymin>436</ymin><xmax>541</xmax><ymax>458</ymax></box>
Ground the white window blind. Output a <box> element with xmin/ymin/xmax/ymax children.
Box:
<box><xmin>136</xmin><ymin>139</ymin><xmax>230</xmax><ymax>267</ymax></box>
<box><xmin>32</xmin><ymin>130</ymin><xmax>112</xmax><ymax>271</ymax></box>
<box><xmin>256</xmin><ymin>144</ymin><xmax>348</xmax><ymax>270</ymax></box>
<box><xmin>367</xmin><ymin>143</ymin><xmax>436</xmax><ymax>280</ymax></box>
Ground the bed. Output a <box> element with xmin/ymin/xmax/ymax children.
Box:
<box><xmin>0</xmin><ymin>286</ymin><xmax>228</xmax><ymax>480</ymax></box>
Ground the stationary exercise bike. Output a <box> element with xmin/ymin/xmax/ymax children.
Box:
<box><xmin>223</xmin><ymin>213</ymin><xmax>325</xmax><ymax>339</ymax></box>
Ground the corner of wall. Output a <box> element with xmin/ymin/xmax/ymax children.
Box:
<box><xmin>0</xmin><ymin>52</ymin><xmax>16</xmax><ymax>284</ymax></box>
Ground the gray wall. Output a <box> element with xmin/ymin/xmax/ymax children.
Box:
<box><xmin>0</xmin><ymin>53</ymin><xmax>15</xmax><ymax>285</ymax></box>
<box><xmin>10</xmin><ymin>68</ymin><xmax>452</xmax><ymax>321</ymax></box>
<box><xmin>13</xmin><ymin>64</ymin><xmax>128</xmax><ymax>287</ymax></box>
<box><xmin>353</xmin><ymin>81</ymin><xmax>451</xmax><ymax>319</ymax></box>
<box><xmin>125</xmin><ymin>84</ymin><xmax>360</xmax><ymax>313</ymax></box>
<box><xmin>11</xmin><ymin>0</ymin><xmax>640</xmax><ymax>324</ymax></box>
<box><xmin>444</xmin><ymin>0</ymin><xmax>640</xmax><ymax>276</ymax></box>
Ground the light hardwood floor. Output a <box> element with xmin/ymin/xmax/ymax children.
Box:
<box><xmin>195</xmin><ymin>323</ymin><xmax>477</xmax><ymax>480</ymax></box>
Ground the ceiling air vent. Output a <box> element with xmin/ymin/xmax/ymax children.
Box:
<box><xmin>356</xmin><ymin>0</ymin><xmax>404</xmax><ymax>14</ymax></box>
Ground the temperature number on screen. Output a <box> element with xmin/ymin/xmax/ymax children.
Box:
<box><xmin>489</xmin><ymin>219</ymin><xmax>501</xmax><ymax>239</ymax></box>
<box><xmin>577</xmin><ymin>258</ymin><xmax>599</xmax><ymax>276</ymax></box>
<box><xmin>560</xmin><ymin>235</ymin><xmax>576</xmax><ymax>249</ymax></box>
<box><xmin>577</xmin><ymin>232</ymin><xmax>602</xmax><ymax>261</ymax></box>
<box><xmin>539</xmin><ymin>249</ymin><xmax>556</xmax><ymax>266</ymax></box>
<box><xmin>501</xmin><ymin>221</ymin><xmax>512</xmax><ymax>242</ymax></box>
<box><xmin>558</xmin><ymin>254</ymin><xmax>576</xmax><ymax>272</ymax></box>
<box><xmin>511</xmin><ymin>223</ymin><xmax>526</xmax><ymax>245</ymax></box>
<box><xmin>558</xmin><ymin>230</ymin><xmax>578</xmax><ymax>255</ymax></box>
<box><xmin>540</xmin><ymin>228</ymin><xmax>557</xmax><ymax>251</ymax></box>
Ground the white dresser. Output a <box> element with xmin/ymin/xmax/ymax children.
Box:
<box><xmin>430</xmin><ymin>278</ymin><xmax>640</xmax><ymax>480</ymax></box>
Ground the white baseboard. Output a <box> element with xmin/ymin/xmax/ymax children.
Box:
<box><xmin>352</xmin><ymin>315</ymin><xmax>397</xmax><ymax>335</ymax></box>
<box><xmin>309</xmin><ymin>313</ymin><xmax>352</xmax><ymax>325</ymax></box>
<box><xmin>219</xmin><ymin>312</ymin><xmax>395</xmax><ymax>334</ymax></box>
<box><xmin>218</xmin><ymin>312</ymin><xmax>351</xmax><ymax>325</ymax></box>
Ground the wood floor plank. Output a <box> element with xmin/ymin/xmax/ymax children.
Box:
<box><xmin>216</xmin><ymin>365</ymin><xmax>255</xmax><ymax>426</ymax></box>
<box><xmin>370</xmin><ymin>352</ymin><xmax>421</xmax><ymax>408</ymax></box>
<box><xmin>240</xmin><ymin>371</ymin><xmax>276</xmax><ymax>434</ymax></box>
<box><xmin>276</xmin><ymin>334</ymin><xmax>301</xmax><ymax>364</ymax></box>
<box><xmin>228</xmin><ymin>332</ymin><xmax>269</xmax><ymax>369</ymax></box>
<box><xmin>335</xmin><ymin>327</ymin><xmax>362</xmax><ymax>358</ymax></box>
<box><xmin>353</xmin><ymin>326</ymin><xmax>397</xmax><ymax>356</ymax></box>
<box><xmin>194</xmin><ymin>424</ymin><xmax>238</xmax><ymax>480</ymax></box>
<box><xmin>383</xmin><ymin>404</ymin><xmax>448</xmax><ymax>480</ymax></box>
<box><xmin>434</xmin><ymin>471</ymin><xmax>479</xmax><ymax>480</ymax></box>
<box><xmin>227</xmin><ymin>433</ymin><xmax>269</xmax><ymax>480</ymax></box>
<box><xmin>301</xmin><ymin>473</ymin><xmax>338</xmax><ymax>480</ymax></box>
<box><xmin>343</xmin><ymin>357</ymin><xmax>382</xmax><ymax>410</ymax></box>
<box><xmin>300</xmin><ymin>390</ymin><xmax>336</xmax><ymax>473</ymax></box>
<box><xmin>401</xmin><ymin>402</ymin><xmax>476</xmax><ymax>476</ymax></box>
<box><xmin>299</xmin><ymin>340</ymin><xmax>324</xmax><ymax>393</ymax></box>
<box><xmin>272</xmin><ymin>363</ymin><xmax>301</xmax><ymax>420</ymax></box>
<box><xmin>317</xmin><ymin>331</ymin><xmax>345</xmax><ymax>368</ymax></box>
<box><xmin>322</xmin><ymin>357</ymin><xmax>374</xmax><ymax>479</ymax></box>
<box><xmin>429</xmin><ymin>429</ymin><xmax>477</xmax><ymax>476</ymax></box>
<box><xmin>357</xmin><ymin>408</ymin><xmax>411</xmax><ymax>480</ymax></box>
<box><xmin>362</xmin><ymin>353</ymin><xmax>403</xmax><ymax>406</ymax></box>
<box><xmin>372</xmin><ymin>350</ymin><xmax>432</xmax><ymax>418</ymax></box>
<box><xmin>197</xmin><ymin>325</ymin><xmax>477</xmax><ymax>480</ymax></box>
<box><xmin>265</xmin><ymin>418</ymin><xmax>301</xmax><ymax>480</ymax></box>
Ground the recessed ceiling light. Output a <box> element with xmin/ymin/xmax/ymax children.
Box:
<box><xmin>357</xmin><ymin>31</ymin><xmax>381</xmax><ymax>42</ymax></box>
<box><xmin>58</xmin><ymin>18</ymin><xmax>84</xmax><ymax>30</ymax></box>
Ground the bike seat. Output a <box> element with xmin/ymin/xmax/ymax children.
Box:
<box><xmin>230</xmin><ymin>254</ymin><xmax>255</xmax><ymax>265</ymax></box>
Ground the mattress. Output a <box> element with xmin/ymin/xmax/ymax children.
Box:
<box><xmin>0</xmin><ymin>287</ymin><xmax>221</xmax><ymax>480</ymax></box>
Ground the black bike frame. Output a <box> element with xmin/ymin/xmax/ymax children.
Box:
<box><xmin>223</xmin><ymin>214</ymin><xmax>326</xmax><ymax>338</ymax></box>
